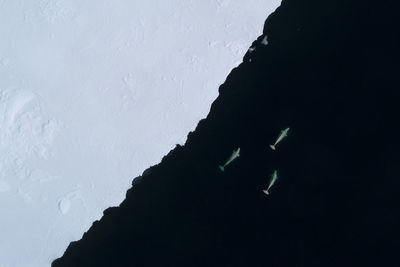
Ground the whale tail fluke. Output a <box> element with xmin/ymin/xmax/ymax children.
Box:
<box><xmin>263</xmin><ymin>190</ymin><xmax>269</xmax><ymax>195</ymax></box>
<box><xmin>219</xmin><ymin>165</ymin><xmax>225</xmax><ymax>172</ymax></box>
<box><xmin>269</xmin><ymin>145</ymin><xmax>276</xmax><ymax>150</ymax></box>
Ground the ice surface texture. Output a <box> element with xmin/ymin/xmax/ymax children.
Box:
<box><xmin>54</xmin><ymin>0</ymin><xmax>400</xmax><ymax>265</ymax></box>
<box><xmin>0</xmin><ymin>0</ymin><xmax>280</xmax><ymax>266</ymax></box>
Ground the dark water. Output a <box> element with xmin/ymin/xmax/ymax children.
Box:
<box><xmin>53</xmin><ymin>0</ymin><xmax>400</xmax><ymax>266</ymax></box>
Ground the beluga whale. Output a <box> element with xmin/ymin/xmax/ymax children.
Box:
<box><xmin>219</xmin><ymin>148</ymin><xmax>240</xmax><ymax>171</ymax></box>
<box><xmin>263</xmin><ymin>170</ymin><xmax>278</xmax><ymax>195</ymax></box>
<box><xmin>269</xmin><ymin>127</ymin><xmax>290</xmax><ymax>150</ymax></box>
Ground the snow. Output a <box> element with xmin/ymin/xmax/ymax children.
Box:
<box><xmin>0</xmin><ymin>0</ymin><xmax>280</xmax><ymax>266</ymax></box>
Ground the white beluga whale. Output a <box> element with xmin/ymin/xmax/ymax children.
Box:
<box><xmin>263</xmin><ymin>170</ymin><xmax>278</xmax><ymax>195</ymax></box>
<box><xmin>219</xmin><ymin>147</ymin><xmax>240</xmax><ymax>172</ymax></box>
<box><xmin>269</xmin><ymin>127</ymin><xmax>290</xmax><ymax>150</ymax></box>
<box><xmin>261</xmin><ymin>35</ymin><xmax>268</xmax><ymax>45</ymax></box>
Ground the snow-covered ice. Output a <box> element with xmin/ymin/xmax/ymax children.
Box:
<box><xmin>0</xmin><ymin>0</ymin><xmax>280</xmax><ymax>266</ymax></box>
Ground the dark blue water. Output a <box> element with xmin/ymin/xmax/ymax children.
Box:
<box><xmin>53</xmin><ymin>0</ymin><xmax>400</xmax><ymax>266</ymax></box>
